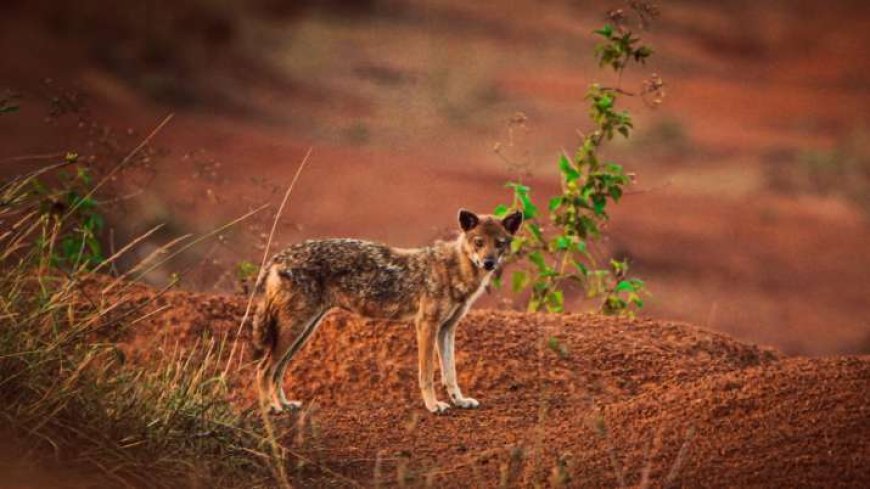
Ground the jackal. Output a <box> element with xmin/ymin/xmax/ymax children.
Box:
<box><xmin>250</xmin><ymin>208</ymin><xmax>522</xmax><ymax>414</ymax></box>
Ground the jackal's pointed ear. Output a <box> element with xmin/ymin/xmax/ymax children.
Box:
<box><xmin>502</xmin><ymin>210</ymin><xmax>523</xmax><ymax>235</ymax></box>
<box><xmin>458</xmin><ymin>209</ymin><xmax>480</xmax><ymax>232</ymax></box>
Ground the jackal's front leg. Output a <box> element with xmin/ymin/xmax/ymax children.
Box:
<box><xmin>438</xmin><ymin>318</ymin><xmax>479</xmax><ymax>409</ymax></box>
<box><xmin>416</xmin><ymin>318</ymin><xmax>449</xmax><ymax>414</ymax></box>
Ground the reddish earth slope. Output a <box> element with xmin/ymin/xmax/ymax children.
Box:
<box><xmin>99</xmin><ymin>282</ymin><xmax>868</xmax><ymax>488</ymax></box>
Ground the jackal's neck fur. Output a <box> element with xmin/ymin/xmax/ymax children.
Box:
<box><xmin>426</xmin><ymin>237</ymin><xmax>491</xmax><ymax>302</ymax></box>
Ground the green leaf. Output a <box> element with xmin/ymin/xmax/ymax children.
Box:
<box><xmin>85</xmin><ymin>213</ymin><xmax>104</xmax><ymax>232</ymax></box>
<box><xmin>614</xmin><ymin>280</ymin><xmax>635</xmax><ymax>293</ymax></box>
<box><xmin>519</xmin><ymin>194</ymin><xmax>538</xmax><ymax>220</ymax></box>
<box><xmin>511</xmin><ymin>270</ymin><xmax>529</xmax><ymax>292</ymax></box>
<box><xmin>493</xmin><ymin>204</ymin><xmax>510</xmax><ymax>218</ymax></box>
<box><xmin>608</xmin><ymin>186</ymin><xmax>623</xmax><ymax>202</ymax></box>
<box><xmin>547</xmin><ymin>290</ymin><xmax>564</xmax><ymax>313</ymax></box>
<box><xmin>610</xmin><ymin>259</ymin><xmax>628</xmax><ymax>274</ymax></box>
<box><xmin>61</xmin><ymin>237</ymin><xmax>77</xmax><ymax>258</ymax></box>
<box><xmin>529</xmin><ymin>251</ymin><xmax>547</xmax><ymax>271</ymax></box>
<box><xmin>548</xmin><ymin>196</ymin><xmax>563</xmax><ymax>212</ymax></box>
<box><xmin>510</xmin><ymin>237</ymin><xmax>525</xmax><ymax>253</ymax></box>
<box><xmin>506</xmin><ymin>182</ymin><xmax>530</xmax><ymax>193</ymax></box>
<box><xmin>596</xmin><ymin>94</ymin><xmax>613</xmax><ymax>111</ymax></box>
<box><xmin>594</xmin><ymin>24</ymin><xmax>614</xmax><ymax>38</ymax></box>
<box><xmin>86</xmin><ymin>237</ymin><xmax>101</xmax><ymax>257</ymax></box>
<box><xmin>527</xmin><ymin>223</ymin><xmax>544</xmax><ymax>243</ymax></box>
<box><xmin>554</xmin><ymin>235</ymin><xmax>571</xmax><ymax>250</ymax></box>
<box><xmin>606</xmin><ymin>163</ymin><xmax>624</xmax><ymax>174</ymax></box>
<box><xmin>592</xmin><ymin>194</ymin><xmax>606</xmax><ymax>216</ymax></box>
<box><xmin>558</xmin><ymin>154</ymin><xmax>580</xmax><ymax>183</ymax></box>
<box><xmin>507</xmin><ymin>182</ymin><xmax>539</xmax><ymax>219</ymax></box>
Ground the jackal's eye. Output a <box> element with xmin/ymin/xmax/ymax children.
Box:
<box><xmin>495</xmin><ymin>238</ymin><xmax>509</xmax><ymax>249</ymax></box>
<box><xmin>473</xmin><ymin>237</ymin><xmax>485</xmax><ymax>248</ymax></box>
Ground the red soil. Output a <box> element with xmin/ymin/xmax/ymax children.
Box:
<box><xmin>100</xmin><ymin>281</ymin><xmax>867</xmax><ymax>488</ymax></box>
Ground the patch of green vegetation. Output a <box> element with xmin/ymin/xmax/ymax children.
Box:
<box><xmin>29</xmin><ymin>156</ymin><xmax>107</xmax><ymax>270</ymax></box>
<box><xmin>496</xmin><ymin>4</ymin><xmax>660</xmax><ymax>315</ymax></box>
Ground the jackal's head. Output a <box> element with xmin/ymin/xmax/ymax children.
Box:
<box><xmin>458</xmin><ymin>208</ymin><xmax>523</xmax><ymax>271</ymax></box>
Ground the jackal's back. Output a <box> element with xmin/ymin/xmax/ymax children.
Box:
<box><xmin>266</xmin><ymin>239</ymin><xmax>429</xmax><ymax>319</ymax></box>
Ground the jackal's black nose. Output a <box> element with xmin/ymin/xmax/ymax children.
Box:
<box><xmin>483</xmin><ymin>259</ymin><xmax>496</xmax><ymax>270</ymax></box>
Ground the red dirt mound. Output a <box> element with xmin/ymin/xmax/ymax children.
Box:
<box><xmin>88</xmin><ymin>281</ymin><xmax>869</xmax><ymax>487</ymax></box>
<box><xmin>573</xmin><ymin>357</ymin><xmax>870</xmax><ymax>489</ymax></box>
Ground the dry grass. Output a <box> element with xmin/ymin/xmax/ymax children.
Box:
<box><xmin>0</xmin><ymin>131</ymin><xmax>286</xmax><ymax>487</ymax></box>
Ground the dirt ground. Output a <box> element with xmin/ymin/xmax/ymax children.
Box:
<box><xmin>70</xmin><ymin>280</ymin><xmax>865</xmax><ymax>488</ymax></box>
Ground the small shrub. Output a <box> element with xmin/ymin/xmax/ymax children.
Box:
<box><xmin>29</xmin><ymin>156</ymin><xmax>107</xmax><ymax>270</ymax></box>
<box><xmin>496</xmin><ymin>3</ymin><xmax>662</xmax><ymax>315</ymax></box>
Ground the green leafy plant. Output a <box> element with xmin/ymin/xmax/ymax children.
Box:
<box><xmin>30</xmin><ymin>154</ymin><xmax>106</xmax><ymax>270</ymax></box>
<box><xmin>496</xmin><ymin>3</ymin><xmax>663</xmax><ymax>315</ymax></box>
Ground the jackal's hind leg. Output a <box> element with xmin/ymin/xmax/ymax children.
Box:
<box><xmin>268</xmin><ymin>306</ymin><xmax>328</xmax><ymax>414</ymax></box>
<box><xmin>417</xmin><ymin>317</ymin><xmax>450</xmax><ymax>414</ymax></box>
<box><xmin>253</xmin><ymin>299</ymin><xmax>279</xmax><ymax>411</ymax></box>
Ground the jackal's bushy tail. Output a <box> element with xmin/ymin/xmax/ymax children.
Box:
<box><xmin>249</xmin><ymin>267</ymin><xmax>275</xmax><ymax>360</ymax></box>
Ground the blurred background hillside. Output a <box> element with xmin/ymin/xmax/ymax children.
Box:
<box><xmin>1</xmin><ymin>0</ymin><xmax>868</xmax><ymax>355</ymax></box>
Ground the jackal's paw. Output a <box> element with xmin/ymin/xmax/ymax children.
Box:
<box><xmin>281</xmin><ymin>400</ymin><xmax>303</xmax><ymax>411</ymax></box>
<box><xmin>451</xmin><ymin>395</ymin><xmax>480</xmax><ymax>409</ymax></box>
<box><xmin>268</xmin><ymin>401</ymin><xmax>302</xmax><ymax>415</ymax></box>
<box><xmin>426</xmin><ymin>401</ymin><xmax>451</xmax><ymax>414</ymax></box>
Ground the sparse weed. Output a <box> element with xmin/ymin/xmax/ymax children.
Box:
<box><xmin>29</xmin><ymin>156</ymin><xmax>107</xmax><ymax>270</ymax></box>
